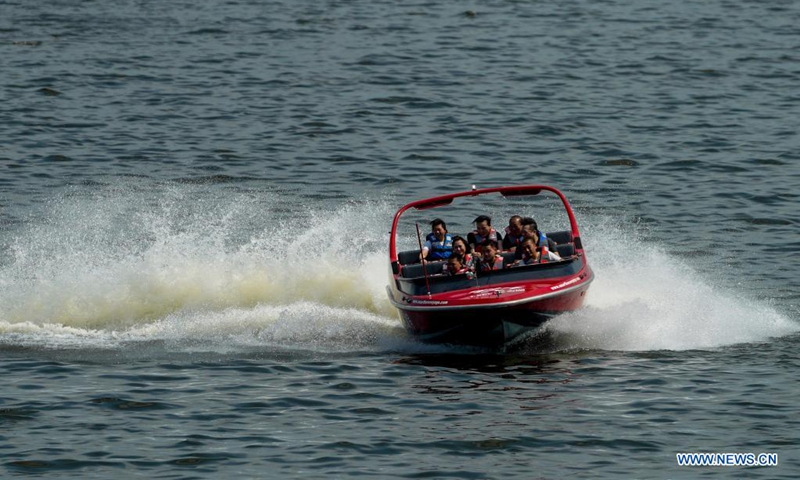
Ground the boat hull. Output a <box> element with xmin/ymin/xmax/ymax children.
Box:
<box><xmin>394</xmin><ymin>280</ymin><xmax>590</xmax><ymax>347</ymax></box>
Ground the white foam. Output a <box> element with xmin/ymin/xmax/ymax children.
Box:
<box><xmin>540</xmin><ymin>218</ymin><xmax>799</xmax><ymax>351</ymax></box>
<box><xmin>0</xmin><ymin>184</ymin><xmax>400</xmax><ymax>350</ymax></box>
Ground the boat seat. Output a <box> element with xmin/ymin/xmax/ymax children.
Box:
<box><xmin>556</xmin><ymin>243</ymin><xmax>575</xmax><ymax>257</ymax></box>
<box><xmin>546</xmin><ymin>230</ymin><xmax>572</xmax><ymax>244</ymax></box>
<box><xmin>398</xmin><ymin>249</ymin><xmax>422</xmax><ymax>265</ymax></box>
<box><xmin>501</xmin><ymin>252</ymin><xmax>517</xmax><ymax>267</ymax></box>
<box><xmin>402</xmin><ymin>261</ymin><xmax>445</xmax><ymax>278</ymax></box>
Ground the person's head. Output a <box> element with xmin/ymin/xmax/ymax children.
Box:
<box><xmin>520</xmin><ymin>237</ymin><xmax>539</xmax><ymax>258</ymax></box>
<box><xmin>430</xmin><ymin>218</ymin><xmax>447</xmax><ymax>240</ymax></box>
<box><xmin>520</xmin><ymin>217</ymin><xmax>538</xmax><ymax>239</ymax></box>
<box><xmin>473</xmin><ymin>215</ymin><xmax>492</xmax><ymax>236</ymax></box>
<box><xmin>446</xmin><ymin>256</ymin><xmax>463</xmax><ymax>274</ymax></box>
<box><xmin>481</xmin><ymin>240</ymin><xmax>498</xmax><ymax>260</ymax></box>
<box><xmin>521</xmin><ymin>216</ymin><xmax>538</xmax><ymax>231</ymax></box>
<box><xmin>451</xmin><ymin>235</ymin><xmax>470</xmax><ymax>258</ymax></box>
<box><xmin>507</xmin><ymin>215</ymin><xmax>523</xmax><ymax>236</ymax></box>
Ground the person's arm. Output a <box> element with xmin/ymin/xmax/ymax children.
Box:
<box><xmin>419</xmin><ymin>240</ymin><xmax>432</xmax><ymax>262</ymax></box>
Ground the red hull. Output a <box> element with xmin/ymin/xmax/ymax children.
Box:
<box><xmin>391</xmin><ymin>268</ymin><xmax>593</xmax><ymax>346</ymax></box>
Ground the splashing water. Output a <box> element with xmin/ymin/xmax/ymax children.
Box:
<box><xmin>0</xmin><ymin>183</ymin><xmax>399</xmax><ymax>350</ymax></box>
<box><xmin>0</xmin><ymin>182</ymin><xmax>796</xmax><ymax>352</ymax></box>
<box><xmin>541</xmin><ymin>218</ymin><xmax>798</xmax><ymax>351</ymax></box>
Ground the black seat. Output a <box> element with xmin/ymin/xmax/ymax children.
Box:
<box><xmin>546</xmin><ymin>230</ymin><xmax>572</xmax><ymax>244</ymax></box>
<box><xmin>398</xmin><ymin>249</ymin><xmax>422</xmax><ymax>265</ymax></box>
<box><xmin>501</xmin><ymin>252</ymin><xmax>517</xmax><ymax>267</ymax></box>
<box><xmin>401</xmin><ymin>261</ymin><xmax>445</xmax><ymax>278</ymax></box>
<box><xmin>556</xmin><ymin>243</ymin><xmax>575</xmax><ymax>257</ymax></box>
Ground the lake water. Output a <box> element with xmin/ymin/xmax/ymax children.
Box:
<box><xmin>1</xmin><ymin>0</ymin><xmax>799</xmax><ymax>478</ymax></box>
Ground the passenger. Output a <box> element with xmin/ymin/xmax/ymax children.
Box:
<box><xmin>420</xmin><ymin>218</ymin><xmax>453</xmax><ymax>262</ymax></box>
<box><xmin>515</xmin><ymin>217</ymin><xmax>559</xmax><ymax>260</ymax></box>
<box><xmin>502</xmin><ymin>215</ymin><xmax>524</xmax><ymax>252</ymax></box>
<box><xmin>477</xmin><ymin>240</ymin><xmax>504</xmax><ymax>272</ymax></box>
<box><xmin>444</xmin><ymin>256</ymin><xmax>469</xmax><ymax>276</ymax></box>
<box><xmin>468</xmin><ymin>215</ymin><xmax>503</xmax><ymax>254</ymax></box>
<box><xmin>450</xmin><ymin>235</ymin><xmax>475</xmax><ymax>273</ymax></box>
<box><xmin>511</xmin><ymin>237</ymin><xmax>562</xmax><ymax>266</ymax></box>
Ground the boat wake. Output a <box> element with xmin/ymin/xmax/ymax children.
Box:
<box><xmin>0</xmin><ymin>184</ymin><xmax>409</xmax><ymax>353</ymax></box>
<box><xmin>1</xmin><ymin>182</ymin><xmax>796</xmax><ymax>354</ymax></box>
<box><xmin>534</xmin><ymin>218</ymin><xmax>799</xmax><ymax>351</ymax></box>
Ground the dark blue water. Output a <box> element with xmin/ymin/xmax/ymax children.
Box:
<box><xmin>2</xmin><ymin>0</ymin><xmax>799</xmax><ymax>478</ymax></box>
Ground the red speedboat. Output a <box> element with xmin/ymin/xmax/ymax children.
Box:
<box><xmin>387</xmin><ymin>185</ymin><xmax>593</xmax><ymax>347</ymax></box>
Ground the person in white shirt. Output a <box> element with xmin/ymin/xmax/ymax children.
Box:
<box><xmin>511</xmin><ymin>237</ymin><xmax>562</xmax><ymax>266</ymax></box>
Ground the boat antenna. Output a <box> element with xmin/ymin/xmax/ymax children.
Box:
<box><xmin>415</xmin><ymin>223</ymin><xmax>432</xmax><ymax>297</ymax></box>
